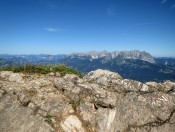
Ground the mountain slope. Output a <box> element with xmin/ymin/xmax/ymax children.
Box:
<box><xmin>64</xmin><ymin>55</ymin><xmax>175</xmax><ymax>82</ymax></box>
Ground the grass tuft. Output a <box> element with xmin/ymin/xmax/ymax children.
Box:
<box><xmin>0</xmin><ymin>64</ymin><xmax>83</xmax><ymax>77</ymax></box>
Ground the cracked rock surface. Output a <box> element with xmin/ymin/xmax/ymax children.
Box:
<box><xmin>0</xmin><ymin>70</ymin><xmax>175</xmax><ymax>132</ymax></box>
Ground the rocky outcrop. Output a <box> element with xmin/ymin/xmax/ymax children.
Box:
<box><xmin>0</xmin><ymin>69</ymin><xmax>175</xmax><ymax>132</ymax></box>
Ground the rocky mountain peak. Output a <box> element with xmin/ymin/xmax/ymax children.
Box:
<box><xmin>0</xmin><ymin>69</ymin><xmax>175</xmax><ymax>132</ymax></box>
<box><xmin>70</xmin><ymin>50</ymin><xmax>155</xmax><ymax>63</ymax></box>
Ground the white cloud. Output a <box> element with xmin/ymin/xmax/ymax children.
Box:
<box><xmin>170</xmin><ymin>4</ymin><xmax>175</xmax><ymax>10</ymax></box>
<box><xmin>161</xmin><ymin>0</ymin><xmax>168</xmax><ymax>4</ymax></box>
<box><xmin>44</xmin><ymin>27</ymin><xmax>60</xmax><ymax>32</ymax></box>
<box><xmin>107</xmin><ymin>8</ymin><xmax>115</xmax><ymax>16</ymax></box>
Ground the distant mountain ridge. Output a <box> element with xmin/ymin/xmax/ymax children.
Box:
<box><xmin>0</xmin><ymin>50</ymin><xmax>175</xmax><ymax>82</ymax></box>
<box><xmin>70</xmin><ymin>50</ymin><xmax>155</xmax><ymax>63</ymax></box>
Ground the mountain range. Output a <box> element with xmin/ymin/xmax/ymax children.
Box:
<box><xmin>70</xmin><ymin>50</ymin><xmax>155</xmax><ymax>63</ymax></box>
<box><xmin>0</xmin><ymin>50</ymin><xmax>175</xmax><ymax>82</ymax></box>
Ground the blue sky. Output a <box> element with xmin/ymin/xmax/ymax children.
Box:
<box><xmin>0</xmin><ymin>0</ymin><xmax>175</xmax><ymax>57</ymax></box>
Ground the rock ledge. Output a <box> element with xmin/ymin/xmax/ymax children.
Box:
<box><xmin>0</xmin><ymin>69</ymin><xmax>175</xmax><ymax>132</ymax></box>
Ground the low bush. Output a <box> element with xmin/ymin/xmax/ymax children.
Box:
<box><xmin>0</xmin><ymin>64</ymin><xmax>83</xmax><ymax>77</ymax></box>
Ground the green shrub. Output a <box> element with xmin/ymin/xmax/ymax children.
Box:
<box><xmin>69</xmin><ymin>99</ymin><xmax>80</xmax><ymax>110</ymax></box>
<box><xmin>44</xmin><ymin>114</ymin><xmax>53</xmax><ymax>124</ymax></box>
<box><xmin>0</xmin><ymin>64</ymin><xmax>83</xmax><ymax>77</ymax></box>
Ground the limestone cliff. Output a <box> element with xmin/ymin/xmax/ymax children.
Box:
<box><xmin>0</xmin><ymin>70</ymin><xmax>175</xmax><ymax>132</ymax></box>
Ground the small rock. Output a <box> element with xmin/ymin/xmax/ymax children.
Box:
<box><xmin>64</xmin><ymin>74</ymin><xmax>79</xmax><ymax>82</ymax></box>
<box><xmin>55</xmin><ymin>72</ymin><xmax>61</xmax><ymax>77</ymax></box>
<box><xmin>146</xmin><ymin>81</ymin><xmax>158</xmax><ymax>87</ymax></box>
<box><xmin>84</xmin><ymin>69</ymin><xmax>122</xmax><ymax>85</ymax></box>
<box><xmin>61</xmin><ymin>115</ymin><xmax>85</xmax><ymax>132</ymax></box>
<box><xmin>0</xmin><ymin>89</ymin><xmax>5</xmax><ymax>97</ymax></box>
<box><xmin>8</xmin><ymin>73</ymin><xmax>24</xmax><ymax>83</ymax></box>
<box><xmin>48</xmin><ymin>72</ymin><xmax>55</xmax><ymax>76</ymax></box>
<box><xmin>18</xmin><ymin>90</ymin><xmax>31</xmax><ymax>107</ymax></box>
<box><xmin>163</xmin><ymin>80</ymin><xmax>175</xmax><ymax>88</ymax></box>
<box><xmin>30</xmin><ymin>78</ymin><xmax>51</xmax><ymax>87</ymax></box>
<box><xmin>140</xmin><ymin>84</ymin><xmax>149</xmax><ymax>92</ymax></box>
<box><xmin>0</xmin><ymin>71</ymin><xmax>13</xmax><ymax>80</ymax></box>
<box><xmin>38</xmin><ymin>109</ymin><xmax>48</xmax><ymax>117</ymax></box>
